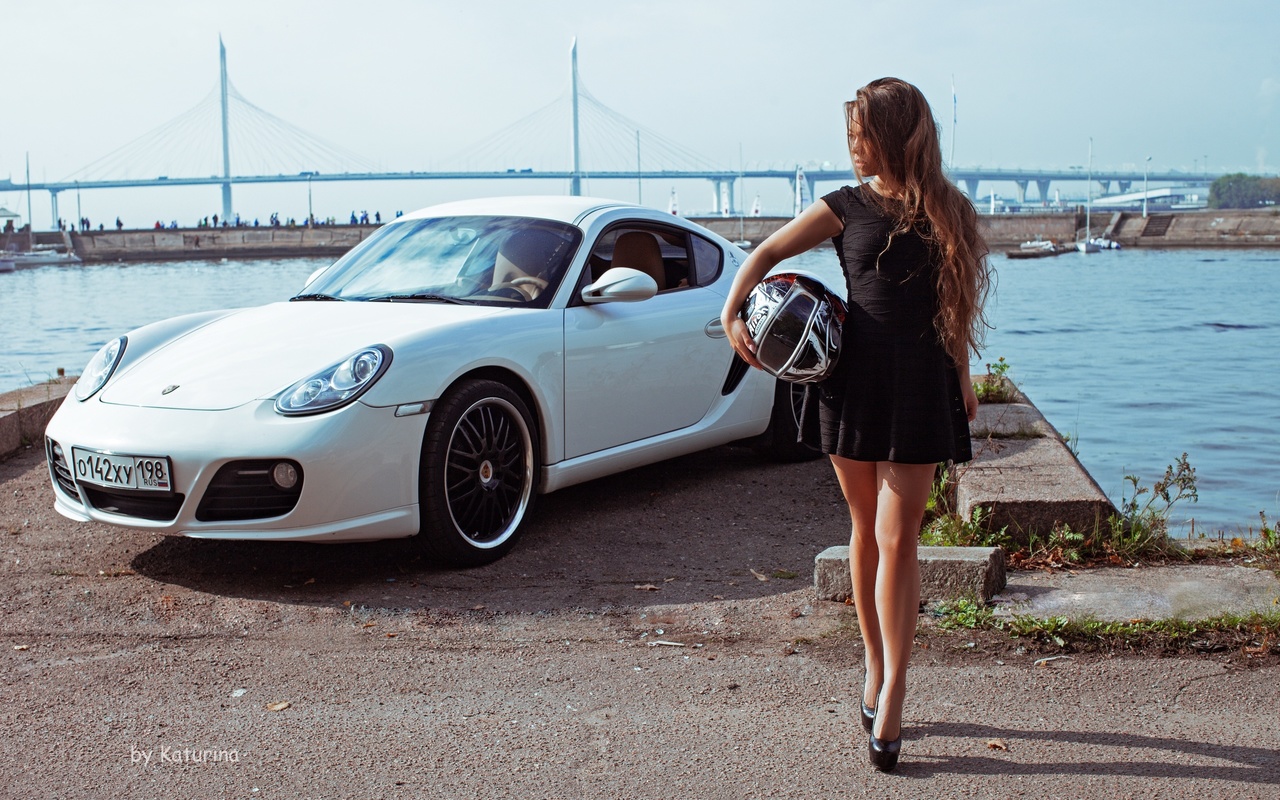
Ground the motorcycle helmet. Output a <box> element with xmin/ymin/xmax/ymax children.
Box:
<box><xmin>741</xmin><ymin>272</ymin><xmax>846</xmax><ymax>384</ymax></box>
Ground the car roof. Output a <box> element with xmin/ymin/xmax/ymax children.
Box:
<box><xmin>399</xmin><ymin>195</ymin><xmax>637</xmax><ymax>224</ymax></box>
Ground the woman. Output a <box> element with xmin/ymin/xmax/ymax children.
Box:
<box><xmin>720</xmin><ymin>77</ymin><xmax>989</xmax><ymax>772</ymax></box>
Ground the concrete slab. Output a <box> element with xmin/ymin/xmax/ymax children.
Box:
<box><xmin>815</xmin><ymin>545</ymin><xmax>1006</xmax><ymax>603</ymax></box>
<box><xmin>955</xmin><ymin>436</ymin><xmax>1115</xmax><ymax>544</ymax></box>
<box><xmin>969</xmin><ymin>402</ymin><xmax>1058</xmax><ymax>440</ymax></box>
<box><xmin>993</xmin><ymin>563</ymin><xmax>1280</xmax><ymax>622</ymax></box>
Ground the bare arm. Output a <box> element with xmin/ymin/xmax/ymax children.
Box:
<box><xmin>719</xmin><ymin>200</ymin><xmax>844</xmax><ymax>368</ymax></box>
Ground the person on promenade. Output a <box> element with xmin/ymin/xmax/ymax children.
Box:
<box><xmin>720</xmin><ymin>77</ymin><xmax>989</xmax><ymax>772</ymax></box>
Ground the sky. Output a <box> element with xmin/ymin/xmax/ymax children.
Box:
<box><xmin>1</xmin><ymin>0</ymin><xmax>1277</xmax><ymax>227</ymax></box>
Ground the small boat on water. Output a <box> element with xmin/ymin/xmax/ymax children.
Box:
<box><xmin>1006</xmin><ymin>239</ymin><xmax>1070</xmax><ymax>259</ymax></box>
<box><xmin>1</xmin><ymin>248</ymin><xmax>82</xmax><ymax>268</ymax></box>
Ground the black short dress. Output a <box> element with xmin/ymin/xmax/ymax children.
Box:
<box><xmin>798</xmin><ymin>184</ymin><xmax>972</xmax><ymax>465</ymax></box>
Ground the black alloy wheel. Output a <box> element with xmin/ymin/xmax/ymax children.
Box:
<box><xmin>418</xmin><ymin>379</ymin><xmax>538</xmax><ymax>566</ymax></box>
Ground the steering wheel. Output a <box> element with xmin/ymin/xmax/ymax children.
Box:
<box><xmin>488</xmin><ymin>276</ymin><xmax>549</xmax><ymax>301</ymax></box>
<box><xmin>509</xmin><ymin>276</ymin><xmax>548</xmax><ymax>291</ymax></box>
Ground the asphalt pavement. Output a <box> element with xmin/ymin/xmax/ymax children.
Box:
<box><xmin>3</xmin><ymin>443</ymin><xmax>1278</xmax><ymax>798</ymax></box>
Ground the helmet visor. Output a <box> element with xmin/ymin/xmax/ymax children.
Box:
<box><xmin>756</xmin><ymin>290</ymin><xmax>816</xmax><ymax>375</ymax></box>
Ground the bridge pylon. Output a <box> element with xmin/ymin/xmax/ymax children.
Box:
<box><xmin>569</xmin><ymin>39</ymin><xmax>582</xmax><ymax>197</ymax></box>
<box><xmin>219</xmin><ymin>37</ymin><xmax>233</xmax><ymax>222</ymax></box>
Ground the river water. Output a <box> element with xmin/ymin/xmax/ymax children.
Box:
<box><xmin>3</xmin><ymin>248</ymin><xmax>1278</xmax><ymax>535</ymax></box>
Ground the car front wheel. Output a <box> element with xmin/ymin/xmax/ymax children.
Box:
<box><xmin>418</xmin><ymin>379</ymin><xmax>538</xmax><ymax>566</ymax></box>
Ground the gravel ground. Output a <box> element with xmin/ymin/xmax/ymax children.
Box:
<box><xmin>3</xmin><ymin>443</ymin><xmax>1278</xmax><ymax>799</ymax></box>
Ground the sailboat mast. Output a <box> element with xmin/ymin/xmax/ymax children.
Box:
<box><xmin>950</xmin><ymin>75</ymin><xmax>956</xmax><ymax>167</ymax></box>
<box><xmin>25</xmin><ymin>152</ymin><xmax>33</xmax><ymax>232</ymax></box>
<box><xmin>1085</xmin><ymin>136</ymin><xmax>1092</xmax><ymax>239</ymax></box>
<box><xmin>737</xmin><ymin>143</ymin><xmax>745</xmax><ymax>240</ymax></box>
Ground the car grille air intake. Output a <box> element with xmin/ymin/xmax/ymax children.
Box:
<box><xmin>196</xmin><ymin>460</ymin><xmax>304</xmax><ymax>522</ymax></box>
<box><xmin>81</xmin><ymin>486</ymin><xmax>185</xmax><ymax>521</ymax></box>
<box><xmin>46</xmin><ymin>437</ymin><xmax>81</xmax><ymax>502</ymax></box>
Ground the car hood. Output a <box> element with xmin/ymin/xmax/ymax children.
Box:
<box><xmin>100</xmin><ymin>301</ymin><xmax>504</xmax><ymax>410</ymax></box>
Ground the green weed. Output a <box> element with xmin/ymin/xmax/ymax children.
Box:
<box><xmin>1103</xmin><ymin>453</ymin><xmax>1198</xmax><ymax>561</ymax></box>
<box><xmin>925</xmin><ymin>465</ymin><xmax>953</xmax><ymax>518</ymax></box>
<box><xmin>974</xmin><ymin>356</ymin><xmax>1015</xmax><ymax>403</ymax></box>
<box><xmin>933</xmin><ymin>596</ymin><xmax>996</xmax><ymax>630</ymax></box>
<box><xmin>921</xmin><ymin>506</ymin><xmax>1011</xmax><ymax>549</ymax></box>
<box><xmin>1023</xmin><ymin>524</ymin><xmax>1087</xmax><ymax>565</ymax></box>
<box><xmin>1001</xmin><ymin>611</ymin><xmax>1280</xmax><ymax>652</ymax></box>
<box><xmin>1257</xmin><ymin>511</ymin><xmax>1279</xmax><ymax>553</ymax></box>
<box><xmin>931</xmin><ymin>605</ymin><xmax>1280</xmax><ymax>654</ymax></box>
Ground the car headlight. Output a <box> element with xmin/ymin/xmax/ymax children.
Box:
<box><xmin>74</xmin><ymin>336</ymin><xmax>127</xmax><ymax>401</ymax></box>
<box><xmin>274</xmin><ymin>345</ymin><xmax>392</xmax><ymax>416</ymax></box>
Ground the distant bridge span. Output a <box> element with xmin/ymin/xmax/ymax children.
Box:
<box><xmin>0</xmin><ymin>167</ymin><xmax>1218</xmax><ymax>228</ymax></box>
<box><xmin>0</xmin><ymin>40</ymin><xmax>1226</xmax><ymax>227</ymax></box>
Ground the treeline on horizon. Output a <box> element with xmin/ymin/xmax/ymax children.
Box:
<box><xmin>1209</xmin><ymin>173</ymin><xmax>1280</xmax><ymax>209</ymax></box>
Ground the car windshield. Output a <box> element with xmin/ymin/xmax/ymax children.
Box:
<box><xmin>303</xmin><ymin>215</ymin><xmax>583</xmax><ymax>307</ymax></box>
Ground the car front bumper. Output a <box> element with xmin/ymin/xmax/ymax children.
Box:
<box><xmin>44</xmin><ymin>395</ymin><xmax>429</xmax><ymax>542</ymax></box>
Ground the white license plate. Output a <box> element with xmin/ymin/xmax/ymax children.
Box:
<box><xmin>72</xmin><ymin>448</ymin><xmax>173</xmax><ymax>492</ymax></box>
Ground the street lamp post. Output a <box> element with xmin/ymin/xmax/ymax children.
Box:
<box><xmin>300</xmin><ymin>171</ymin><xmax>318</xmax><ymax>226</ymax></box>
<box><xmin>1143</xmin><ymin>156</ymin><xmax>1152</xmax><ymax>218</ymax></box>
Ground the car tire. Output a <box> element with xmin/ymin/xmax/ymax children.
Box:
<box><xmin>418</xmin><ymin>379</ymin><xmax>538</xmax><ymax>566</ymax></box>
<box><xmin>754</xmin><ymin>380</ymin><xmax>822</xmax><ymax>463</ymax></box>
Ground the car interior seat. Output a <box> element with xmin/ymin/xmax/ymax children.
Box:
<box><xmin>610</xmin><ymin>231</ymin><xmax>665</xmax><ymax>291</ymax></box>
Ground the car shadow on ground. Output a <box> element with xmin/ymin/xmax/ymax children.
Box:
<box><xmin>128</xmin><ymin>445</ymin><xmax>851</xmax><ymax>613</ymax></box>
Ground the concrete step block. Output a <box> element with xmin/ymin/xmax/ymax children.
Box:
<box><xmin>814</xmin><ymin>545</ymin><xmax>1007</xmax><ymax>603</ymax></box>
<box><xmin>956</xmin><ymin>437</ymin><xmax>1116</xmax><ymax>545</ymax></box>
<box><xmin>0</xmin><ymin>378</ymin><xmax>75</xmax><ymax>459</ymax></box>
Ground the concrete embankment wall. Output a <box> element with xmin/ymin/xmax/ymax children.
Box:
<box><xmin>34</xmin><ymin>208</ymin><xmax>1280</xmax><ymax>264</ymax></box>
<box><xmin>1110</xmin><ymin>208</ymin><xmax>1280</xmax><ymax>247</ymax></box>
<box><xmin>0</xmin><ymin>378</ymin><xmax>74</xmax><ymax>460</ymax></box>
<box><xmin>697</xmin><ymin>209</ymin><xmax>1280</xmax><ymax>249</ymax></box>
<box><xmin>695</xmin><ymin>214</ymin><xmax>1082</xmax><ymax>248</ymax></box>
<box><xmin>69</xmin><ymin>226</ymin><xmax>378</xmax><ymax>263</ymax></box>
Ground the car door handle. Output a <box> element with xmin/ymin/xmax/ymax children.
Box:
<box><xmin>704</xmin><ymin>318</ymin><xmax>726</xmax><ymax>338</ymax></box>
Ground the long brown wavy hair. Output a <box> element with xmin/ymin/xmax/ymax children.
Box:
<box><xmin>846</xmin><ymin>77</ymin><xmax>990</xmax><ymax>363</ymax></box>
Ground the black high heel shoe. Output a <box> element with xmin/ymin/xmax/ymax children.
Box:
<box><xmin>868</xmin><ymin>733</ymin><xmax>901</xmax><ymax>772</ymax></box>
<box><xmin>860</xmin><ymin>701</ymin><xmax>876</xmax><ymax>732</ymax></box>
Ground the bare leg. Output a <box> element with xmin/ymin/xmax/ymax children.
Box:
<box><xmin>829</xmin><ymin>456</ymin><xmax>881</xmax><ymax>709</ymax></box>
<box><xmin>870</xmin><ymin>461</ymin><xmax>935</xmax><ymax>742</ymax></box>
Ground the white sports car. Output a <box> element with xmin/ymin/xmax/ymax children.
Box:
<box><xmin>45</xmin><ymin>196</ymin><xmax>815</xmax><ymax>565</ymax></box>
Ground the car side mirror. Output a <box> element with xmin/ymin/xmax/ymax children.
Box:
<box><xmin>580</xmin><ymin>267</ymin><xmax>658</xmax><ymax>304</ymax></box>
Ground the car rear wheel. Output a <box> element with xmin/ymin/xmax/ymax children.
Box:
<box><xmin>754</xmin><ymin>380</ymin><xmax>822</xmax><ymax>462</ymax></box>
<box><xmin>418</xmin><ymin>379</ymin><xmax>538</xmax><ymax>566</ymax></box>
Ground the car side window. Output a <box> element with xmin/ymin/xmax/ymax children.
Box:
<box><xmin>584</xmin><ymin>225</ymin><xmax>693</xmax><ymax>294</ymax></box>
<box><xmin>690</xmin><ymin>235</ymin><xmax>723</xmax><ymax>286</ymax></box>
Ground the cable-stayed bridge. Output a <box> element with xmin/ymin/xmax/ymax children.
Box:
<box><xmin>1</xmin><ymin>40</ymin><xmax>1217</xmax><ymax>228</ymax></box>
